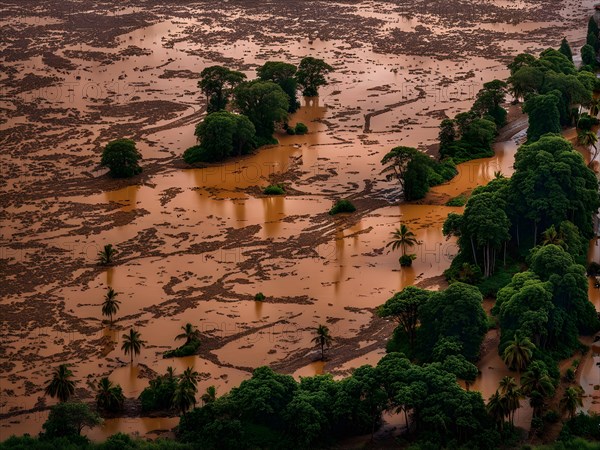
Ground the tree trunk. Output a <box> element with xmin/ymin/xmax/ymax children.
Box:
<box><xmin>470</xmin><ymin>238</ymin><xmax>478</xmax><ymax>265</ymax></box>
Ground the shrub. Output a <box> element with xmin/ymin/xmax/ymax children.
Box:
<box><xmin>255</xmin><ymin>292</ymin><xmax>266</xmax><ymax>301</ymax></box>
<box><xmin>399</xmin><ymin>254</ymin><xmax>416</xmax><ymax>267</ymax></box>
<box><xmin>163</xmin><ymin>339</ymin><xmax>200</xmax><ymax>358</ymax></box>
<box><xmin>446</xmin><ymin>195</ymin><xmax>467</xmax><ymax>207</ymax></box>
<box><xmin>543</xmin><ymin>410</ymin><xmax>560</xmax><ymax>423</ymax></box>
<box><xmin>183</xmin><ymin>145</ymin><xmax>212</xmax><ymax>164</ymax></box>
<box><xmin>329</xmin><ymin>199</ymin><xmax>356</xmax><ymax>215</ymax></box>
<box><xmin>263</xmin><ymin>185</ymin><xmax>285</xmax><ymax>195</ymax></box>
<box><xmin>101</xmin><ymin>139</ymin><xmax>142</xmax><ymax>178</ymax></box>
<box><xmin>294</xmin><ymin>123</ymin><xmax>308</xmax><ymax>135</ymax></box>
<box><xmin>286</xmin><ymin>127</ymin><xmax>296</xmax><ymax>135</ymax></box>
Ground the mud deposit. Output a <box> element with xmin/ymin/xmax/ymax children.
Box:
<box><xmin>0</xmin><ymin>0</ymin><xmax>595</xmax><ymax>440</ymax></box>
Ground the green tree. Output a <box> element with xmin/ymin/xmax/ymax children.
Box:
<box><xmin>486</xmin><ymin>391</ymin><xmax>507</xmax><ymax>430</ymax></box>
<box><xmin>578</xmin><ymin>129</ymin><xmax>599</xmax><ymax>167</ymax></box>
<box><xmin>312</xmin><ymin>324</ymin><xmax>333</xmax><ymax>360</ymax></box>
<box><xmin>198</xmin><ymin>65</ymin><xmax>246</xmax><ymax>113</ymax></box>
<box><xmin>257</xmin><ymin>61</ymin><xmax>300</xmax><ymax>112</ymax></box>
<box><xmin>462</xmin><ymin>192</ymin><xmax>510</xmax><ymax>277</ymax></box>
<box><xmin>471</xmin><ymin>79</ymin><xmax>508</xmax><ymax>127</ymax></box>
<box><xmin>185</xmin><ymin>111</ymin><xmax>256</xmax><ymax>163</ymax></box>
<box><xmin>42</xmin><ymin>402</ymin><xmax>101</xmax><ymax>437</ymax></box>
<box><xmin>95</xmin><ymin>377</ymin><xmax>125</xmax><ymax>412</ymax></box>
<box><xmin>377</xmin><ymin>286</ymin><xmax>431</xmax><ymax>350</ymax></box>
<box><xmin>201</xmin><ymin>385</ymin><xmax>217</xmax><ymax>405</ymax></box>
<box><xmin>559</xmin><ymin>37</ymin><xmax>573</xmax><ymax>62</ymax></box>
<box><xmin>508</xmin><ymin>53</ymin><xmax>537</xmax><ymax>75</ymax></box>
<box><xmin>174</xmin><ymin>379</ymin><xmax>197</xmax><ymax>414</ymax></box>
<box><xmin>296</xmin><ymin>57</ymin><xmax>334</xmax><ymax>97</ymax></box>
<box><xmin>44</xmin><ymin>364</ymin><xmax>76</xmax><ymax>403</ymax></box>
<box><xmin>508</xmin><ymin>66</ymin><xmax>544</xmax><ymax>103</ymax></box>
<box><xmin>438</xmin><ymin>119</ymin><xmax>456</xmax><ymax>151</ymax></box>
<box><xmin>101</xmin><ymin>287</ymin><xmax>121</xmax><ymax>326</ymax></box>
<box><xmin>581</xmin><ymin>44</ymin><xmax>597</xmax><ymax>67</ymax></box>
<box><xmin>233</xmin><ymin>80</ymin><xmax>289</xmax><ymax>143</ymax></box>
<box><xmin>502</xmin><ymin>334</ymin><xmax>535</xmax><ymax>373</ymax></box>
<box><xmin>541</xmin><ymin>225</ymin><xmax>566</xmax><ymax>248</ymax></box>
<box><xmin>121</xmin><ymin>328</ymin><xmax>145</xmax><ymax>364</ymax></box>
<box><xmin>97</xmin><ymin>244</ymin><xmax>116</xmax><ymax>266</ymax></box>
<box><xmin>100</xmin><ymin>139</ymin><xmax>142</xmax><ymax>178</ymax></box>
<box><xmin>175</xmin><ymin>323</ymin><xmax>201</xmax><ymax>345</ymax></box>
<box><xmin>523</xmin><ymin>93</ymin><xmax>562</xmax><ymax>142</ymax></box>
<box><xmin>418</xmin><ymin>282</ymin><xmax>488</xmax><ymax>361</ymax></box>
<box><xmin>520</xmin><ymin>361</ymin><xmax>555</xmax><ymax>417</ymax></box>
<box><xmin>498</xmin><ymin>376</ymin><xmax>521</xmax><ymax>426</ymax></box>
<box><xmin>561</xmin><ymin>386</ymin><xmax>584</xmax><ymax>419</ymax></box>
<box><xmin>509</xmin><ymin>134</ymin><xmax>599</xmax><ymax>242</ymax></box>
<box><xmin>380</xmin><ymin>146</ymin><xmax>423</xmax><ymax>199</ymax></box>
<box><xmin>386</xmin><ymin>224</ymin><xmax>419</xmax><ymax>258</ymax></box>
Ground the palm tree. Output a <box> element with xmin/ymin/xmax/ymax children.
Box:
<box><xmin>175</xmin><ymin>323</ymin><xmax>201</xmax><ymax>345</ymax></box>
<box><xmin>173</xmin><ymin>379</ymin><xmax>197</xmax><ymax>414</ymax></box>
<box><xmin>180</xmin><ymin>367</ymin><xmax>200</xmax><ymax>391</ymax></box>
<box><xmin>165</xmin><ymin>366</ymin><xmax>176</xmax><ymax>380</ymax></box>
<box><xmin>386</xmin><ymin>224</ymin><xmax>419</xmax><ymax>257</ymax></box>
<box><xmin>588</xmin><ymin>97</ymin><xmax>600</xmax><ymax>117</ymax></box>
<box><xmin>560</xmin><ymin>386</ymin><xmax>584</xmax><ymax>419</ymax></box>
<box><xmin>541</xmin><ymin>225</ymin><xmax>566</xmax><ymax>248</ymax></box>
<box><xmin>520</xmin><ymin>362</ymin><xmax>555</xmax><ymax>417</ymax></box>
<box><xmin>493</xmin><ymin>171</ymin><xmax>505</xmax><ymax>179</ymax></box>
<box><xmin>311</xmin><ymin>324</ymin><xmax>333</xmax><ymax>360</ymax></box>
<box><xmin>44</xmin><ymin>364</ymin><xmax>77</xmax><ymax>402</ymax></box>
<box><xmin>499</xmin><ymin>376</ymin><xmax>521</xmax><ymax>425</ymax></box>
<box><xmin>578</xmin><ymin>129</ymin><xmax>599</xmax><ymax>167</ymax></box>
<box><xmin>95</xmin><ymin>377</ymin><xmax>125</xmax><ymax>412</ymax></box>
<box><xmin>101</xmin><ymin>287</ymin><xmax>121</xmax><ymax>325</ymax></box>
<box><xmin>201</xmin><ymin>385</ymin><xmax>217</xmax><ymax>405</ymax></box>
<box><xmin>502</xmin><ymin>334</ymin><xmax>535</xmax><ymax>373</ymax></box>
<box><xmin>121</xmin><ymin>328</ymin><xmax>146</xmax><ymax>364</ymax></box>
<box><xmin>97</xmin><ymin>244</ymin><xmax>117</xmax><ymax>266</ymax></box>
<box><xmin>486</xmin><ymin>391</ymin><xmax>506</xmax><ymax>430</ymax></box>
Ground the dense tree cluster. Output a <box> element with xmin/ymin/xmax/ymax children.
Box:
<box><xmin>185</xmin><ymin>57</ymin><xmax>333</xmax><ymax>164</ymax></box>
<box><xmin>177</xmin><ymin>356</ymin><xmax>500</xmax><ymax>449</ymax></box>
<box><xmin>507</xmin><ymin>47</ymin><xmax>598</xmax><ymax>141</ymax></box>
<box><xmin>380</xmin><ymin>146</ymin><xmax>457</xmax><ymax>201</ymax></box>
<box><xmin>444</xmin><ymin>134</ymin><xmax>598</xmax><ymax>281</ymax></box>
<box><xmin>379</xmin><ymin>283</ymin><xmax>487</xmax><ymax>364</ymax></box>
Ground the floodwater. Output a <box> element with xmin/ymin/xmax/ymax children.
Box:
<box><xmin>0</xmin><ymin>0</ymin><xmax>596</xmax><ymax>441</ymax></box>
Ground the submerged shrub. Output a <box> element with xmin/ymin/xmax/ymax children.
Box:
<box><xmin>329</xmin><ymin>199</ymin><xmax>356</xmax><ymax>215</ymax></box>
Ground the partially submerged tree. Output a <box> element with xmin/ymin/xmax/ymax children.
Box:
<box><xmin>311</xmin><ymin>324</ymin><xmax>333</xmax><ymax>360</ymax></box>
<box><xmin>199</xmin><ymin>65</ymin><xmax>246</xmax><ymax>113</ymax></box>
<box><xmin>296</xmin><ymin>57</ymin><xmax>334</xmax><ymax>97</ymax></box>
<box><xmin>121</xmin><ymin>328</ymin><xmax>146</xmax><ymax>364</ymax></box>
<box><xmin>44</xmin><ymin>364</ymin><xmax>77</xmax><ymax>403</ymax></box>
<box><xmin>100</xmin><ymin>139</ymin><xmax>142</xmax><ymax>178</ymax></box>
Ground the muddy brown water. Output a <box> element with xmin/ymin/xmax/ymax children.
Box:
<box><xmin>1</xmin><ymin>0</ymin><xmax>597</xmax><ymax>440</ymax></box>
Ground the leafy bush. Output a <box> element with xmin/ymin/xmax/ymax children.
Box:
<box><xmin>399</xmin><ymin>254</ymin><xmax>416</xmax><ymax>267</ymax></box>
<box><xmin>183</xmin><ymin>145</ymin><xmax>212</xmax><ymax>164</ymax></box>
<box><xmin>294</xmin><ymin>123</ymin><xmax>308</xmax><ymax>135</ymax></box>
<box><xmin>254</xmin><ymin>292</ymin><xmax>266</xmax><ymax>301</ymax></box>
<box><xmin>163</xmin><ymin>339</ymin><xmax>200</xmax><ymax>358</ymax></box>
<box><xmin>329</xmin><ymin>199</ymin><xmax>356</xmax><ymax>215</ymax></box>
<box><xmin>263</xmin><ymin>185</ymin><xmax>285</xmax><ymax>195</ymax></box>
<box><xmin>446</xmin><ymin>195</ymin><xmax>467</xmax><ymax>207</ymax></box>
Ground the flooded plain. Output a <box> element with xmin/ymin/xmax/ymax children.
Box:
<box><xmin>1</xmin><ymin>0</ymin><xmax>598</xmax><ymax>440</ymax></box>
